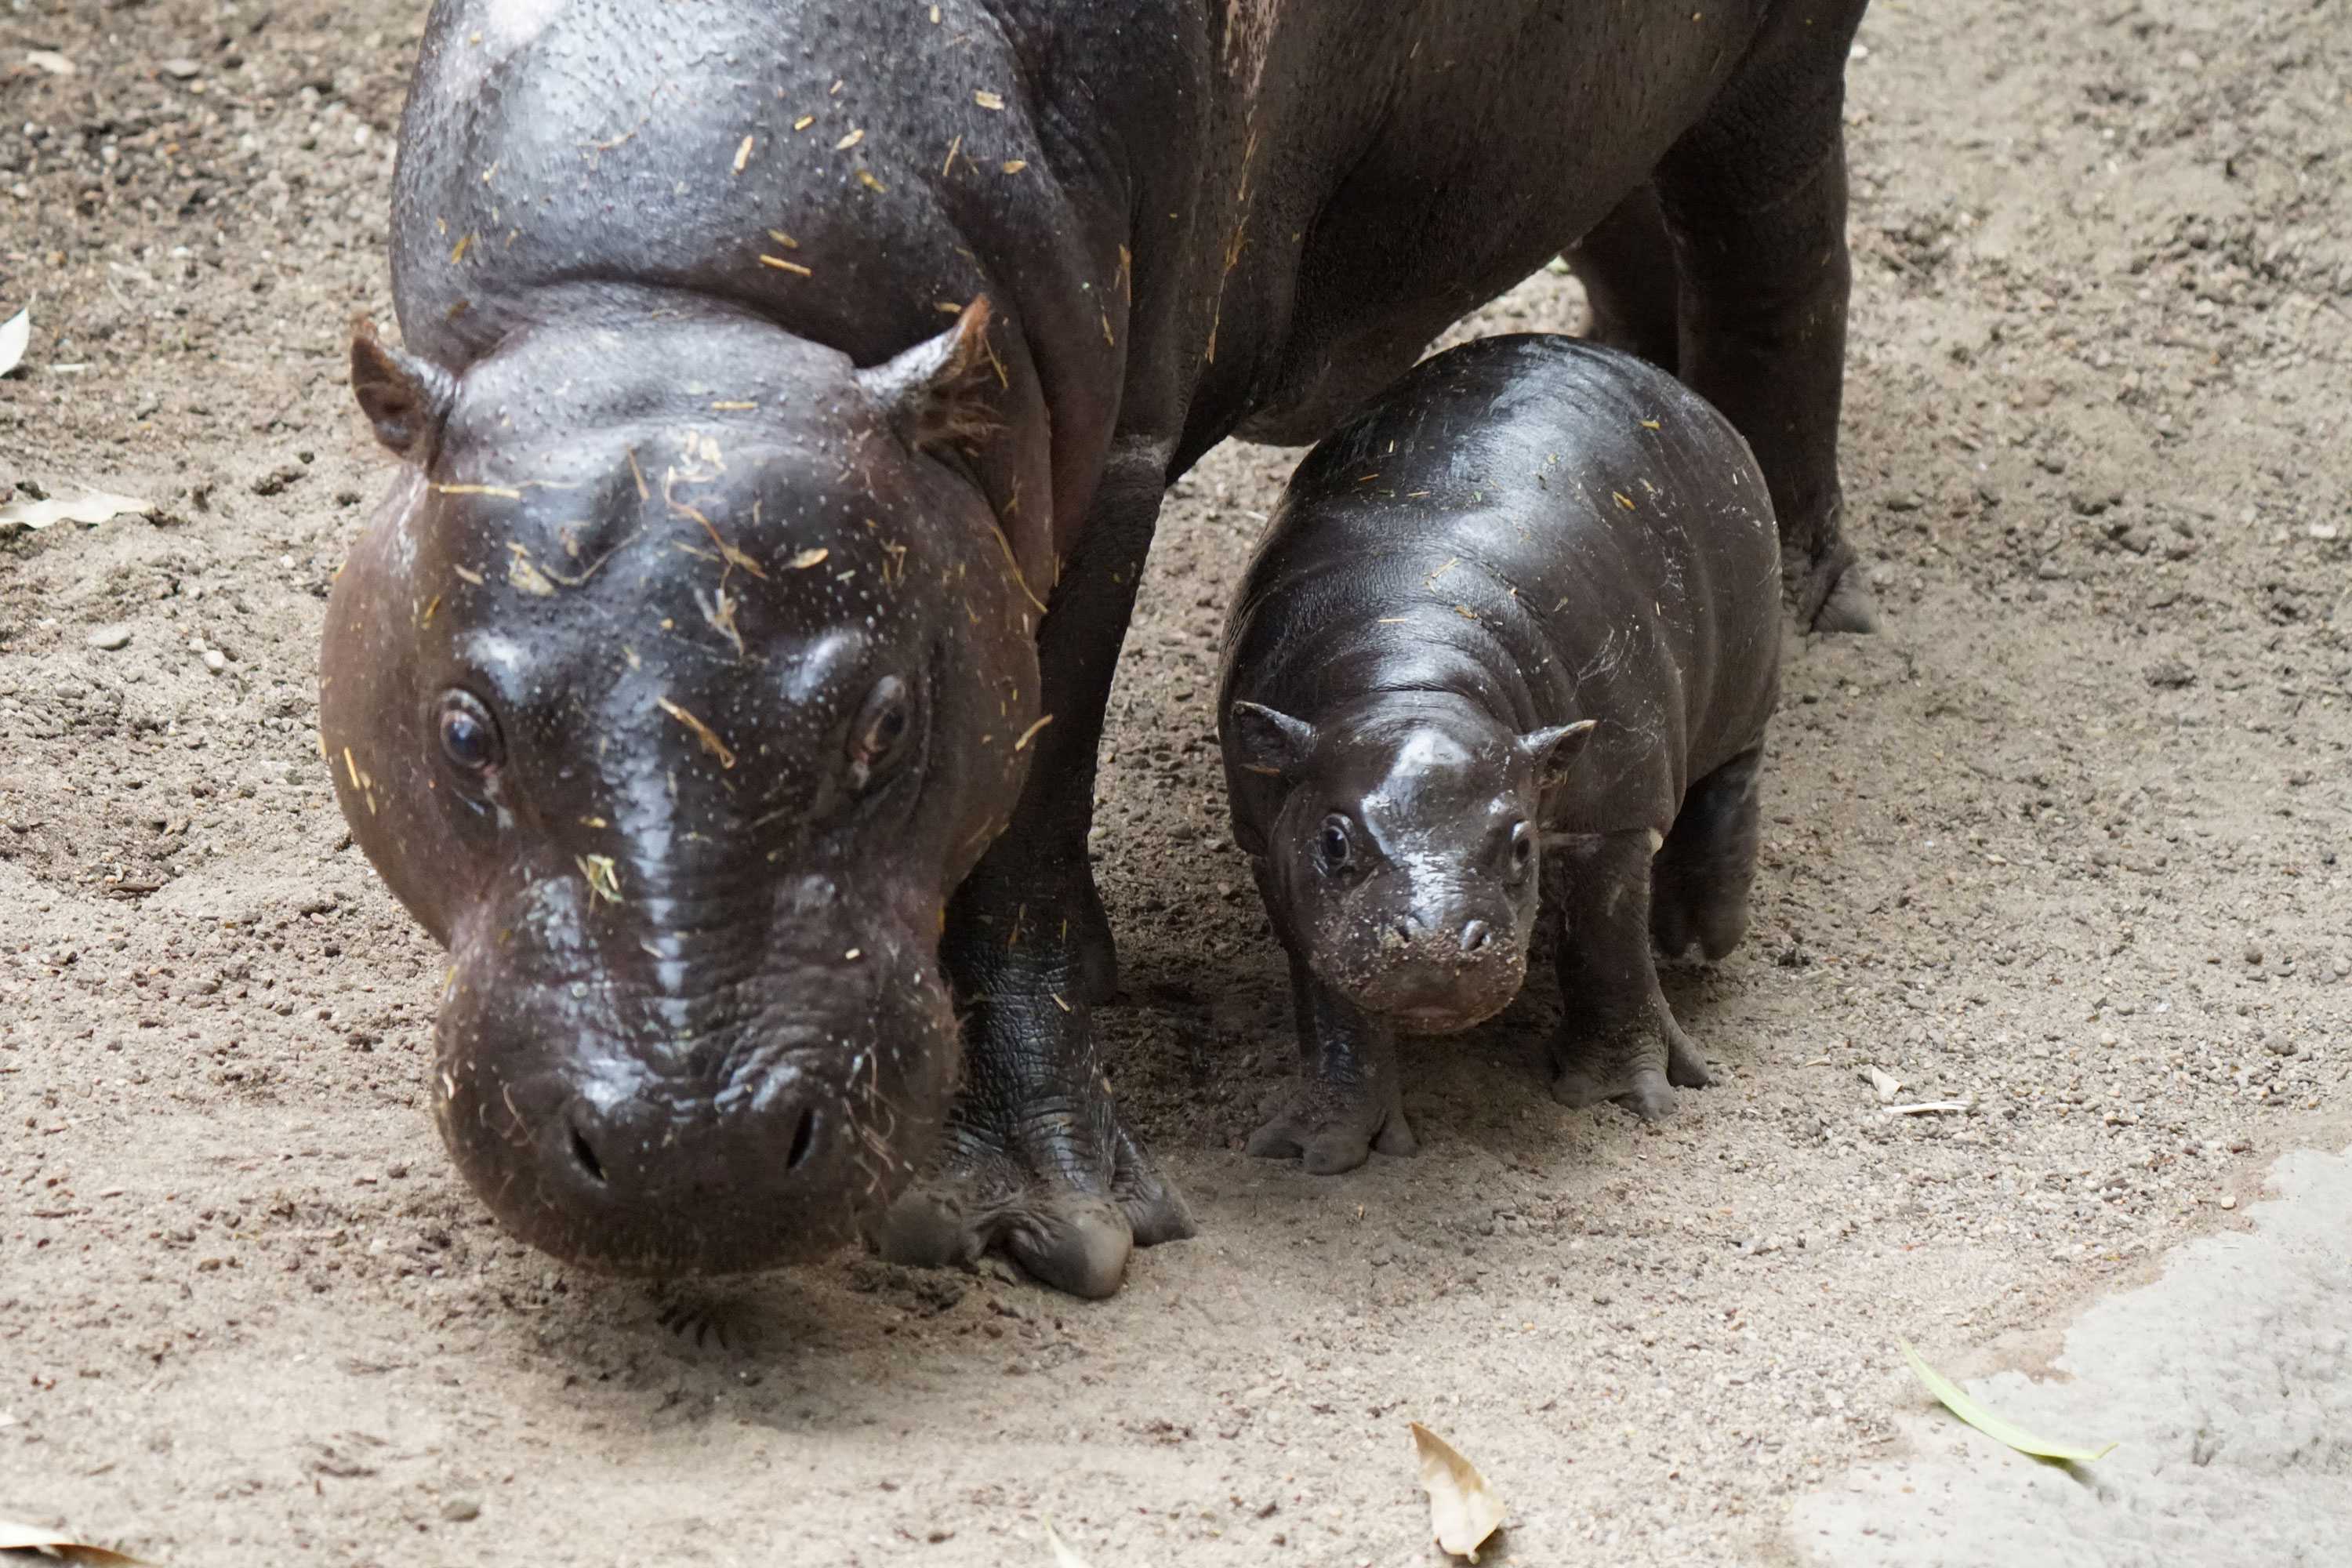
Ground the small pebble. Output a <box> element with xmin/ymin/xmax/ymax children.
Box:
<box><xmin>2243</xmin><ymin>943</ymin><xmax>2263</xmax><ymax>965</ymax></box>
<box><xmin>88</xmin><ymin>626</ymin><xmax>132</xmax><ymax>651</ymax></box>
<box><xmin>201</xmin><ymin>649</ymin><xmax>227</xmax><ymax>673</ymax></box>
<box><xmin>441</xmin><ymin>1496</ymin><xmax>481</xmax><ymax>1523</ymax></box>
<box><xmin>2219</xmin><ymin>1195</ymin><xmax>2237</xmax><ymax>1211</ymax></box>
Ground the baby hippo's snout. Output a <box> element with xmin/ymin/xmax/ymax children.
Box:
<box><xmin>1348</xmin><ymin>892</ymin><xmax>1530</xmax><ymax>1034</ymax></box>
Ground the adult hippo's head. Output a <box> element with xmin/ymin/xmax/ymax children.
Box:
<box><xmin>321</xmin><ymin>297</ymin><xmax>1041</xmax><ymax>1274</ymax></box>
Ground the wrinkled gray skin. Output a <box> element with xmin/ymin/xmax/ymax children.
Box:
<box><xmin>1221</xmin><ymin>336</ymin><xmax>1781</xmax><ymax>1173</ymax></box>
<box><xmin>324</xmin><ymin>0</ymin><xmax>1867</xmax><ymax>1298</ymax></box>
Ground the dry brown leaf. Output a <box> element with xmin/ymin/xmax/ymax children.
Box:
<box><xmin>0</xmin><ymin>492</ymin><xmax>154</xmax><ymax>532</ymax></box>
<box><xmin>0</xmin><ymin>306</ymin><xmax>28</xmax><ymax>376</ymax></box>
<box><xmin>0</xmin><ymin>1519</ymin><xmax>147</xmax><ymax>1565</ymax></box>
<box><xmin>1409</xmin><ymin>1422</ymin><xmax>1505</xmax><ymax>1562</ymax></box>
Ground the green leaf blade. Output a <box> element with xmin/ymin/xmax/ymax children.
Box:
<box><xmin>1899</xmin><ymin>1339</ymin><xmax>2118</xmax><ymax>1464</ymax></box>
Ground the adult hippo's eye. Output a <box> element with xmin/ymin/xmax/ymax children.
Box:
<box><xmin>437</xmin><ymin>690</ymin><xmax>503</xmax><ymax>779</ymax></box>
<box><xmin>1508</xmin><ymin>819</ymin><xmax>1535</xmax><ymax>884</ymax></box>
<box><xmin>847</xmin><ymin>675</ymin><xmax>914</xmax><ymax>792</ymax></box>
<box><xmin>1315</xmin><ymin>813</ymin><xmax>1358</xmax><ymax>878</ymax></box>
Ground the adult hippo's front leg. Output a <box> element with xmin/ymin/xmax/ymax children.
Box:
<box><xmin>873</xmin><ymin>440</ymin><xmax>1194</xmax><ymax>1298</ymax></box>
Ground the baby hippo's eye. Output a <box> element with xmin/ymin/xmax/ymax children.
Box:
<box><xmin>1315</xmin><ymin>813</ymin><xmax>1357</xmax><ymax>877</ymax></box>
<box><xmin>1507</xmin><ymin>819</ymin><xmax>1535</xmax><ymax>883</ymax></box>
<box><xmin>847</xmin><ymin>675</ymin><xmax>913</xmax><ymax>791</ymax></box>
<box><xmin>437</xmin><ymin>690</ymin><xmax>503</xmax><ymax>779</ymax></box>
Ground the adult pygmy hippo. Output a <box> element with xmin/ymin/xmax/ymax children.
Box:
<box><xmin>1221</xmin><ymin>336</ymin><xmax>1780</xmax><ymax>1172</ymax></box>
<box><xmin>322</xmin><ymin>0</ymin><xmax>1870</xmax><ymax>1298</ymax></box>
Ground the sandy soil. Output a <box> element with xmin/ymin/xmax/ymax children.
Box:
<box><xmin>3</xmin><ymin>1</ymin><xmax>2347</xmax><ymax>1563</ymax></box>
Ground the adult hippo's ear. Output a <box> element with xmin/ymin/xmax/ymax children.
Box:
<box><xmin>1229</xmin><ymin>702</ymin><xmax>1318</xmax><ymax>779</ymax></box>
<box><xmin>350</xmin><ymin>318</ymin><xmax>456</xmax><ymax>462</ymax></box>
<box><xmin>856</xmin><ymin>296</ymin><xmax>1002</xmax><ymax>455</ymax></box>
<box><xmin>1520</xmin><ymin>719</ymin><xmax>1598</xmax><ymax>793</ymax></box>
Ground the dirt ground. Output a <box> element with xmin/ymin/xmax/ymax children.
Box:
<box><xmin>3</xmin><ymin>1</ymin><xmax>2348</xmax><ymax>1564</ymax></box>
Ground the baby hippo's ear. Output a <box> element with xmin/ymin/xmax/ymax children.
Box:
<box><xmin>1229</xmin><ymin>702</ymin><xmax>1318</xmax><ymax>779</ymax></box>
<box><xmin>857</xmin><ymin>296</ymin><xmax>1001</xmax><ymax>454</ymax></box>
<box><xmin>1519</xmin><ymin>719</ymin><xmax>1599</xmax><ymax>790</ymax></box>
<box><xmin>350</xmin><ymin>318</ymin><xmax>456</xmax><ymax>462</ymax></box>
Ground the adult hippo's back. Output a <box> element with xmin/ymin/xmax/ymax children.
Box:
<box><xmin>323</xmin><ymin>0</ymin><xmax>1871</xmax><ymax>1298</ymax></box>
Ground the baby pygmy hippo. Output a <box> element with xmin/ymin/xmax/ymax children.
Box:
<box><xmin>1218</xmin><ymin>335</ymin><xmax>1780</xmax><ymax>1174</ymax></box>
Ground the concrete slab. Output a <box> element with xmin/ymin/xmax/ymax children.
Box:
<box><xmin>1796</xmin><ymin>1145</ymin><xmax>2352</xmax><ymax>1566</ymax></box>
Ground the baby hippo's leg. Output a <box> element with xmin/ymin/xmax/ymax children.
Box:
<box><xmin>1650</xmin><ymin>748</ymin><xmax>1765</xmax><ymax>962</ymax></box>
<box><xmin>1546</xmin><ymin>828</ymin><xmax>1712</xmax><ymax>1120</ymax></box>
<box><xmin>1249</xmin><ymin>949</ymin><xmax>1418</xmax><ymax>1176</ymax></box>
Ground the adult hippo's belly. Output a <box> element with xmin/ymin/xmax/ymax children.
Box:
<box><xmin>320</xmin><ymin>0</ymin><xmax>1871</xmax><ymax>1298</ymax></box>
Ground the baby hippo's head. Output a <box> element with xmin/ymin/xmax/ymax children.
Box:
<box><xmin>1226</xmin><ymin>693</ymin><xmax>1593</xmax><ymax>1034</ymax></box>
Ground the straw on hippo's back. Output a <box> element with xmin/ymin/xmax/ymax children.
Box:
<box><xmin>1220</xmin><ymin>336</ymin><xmax>1780</xmax><ymax>1173</ymax></box>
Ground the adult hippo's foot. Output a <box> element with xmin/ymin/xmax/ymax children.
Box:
<box><xmin>1791</xmin><ymin>522</ymin><xmax>1878</xmax><ymax>637</ymax></box>
<box><xmin>872</xmin><ymin>949</ymin><xmax>1192</xmax><ymax>1298</ymax></box>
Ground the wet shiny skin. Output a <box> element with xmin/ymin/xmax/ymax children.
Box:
<box><xmin>329</xmin><ymin>0</ymin><xmax>1865</xmax><ymax>1290</ymax></box>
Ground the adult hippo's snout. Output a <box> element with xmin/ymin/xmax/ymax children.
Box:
<box><xmin>433</xmin><ymin>894</ymin><xmax>959</xmax><ymax>1276</ymax></box>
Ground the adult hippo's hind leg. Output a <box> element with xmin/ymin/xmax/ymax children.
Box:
<box><xmin>1649</xmin><ymin>747</ymin><xmax>1765</xmax><ymax>963</ymax></box>
<box><xmin>1546</xmin><ymin>829</ymin><xmax>1711</xmax><ymax>1120</ymax></box>
<box><xmin>1654</xmin><ymin>0</ymin><xmax>1875</xmax><ymax>633</ymax></box>
<box><xmin>871</xmin><ymin>441</ymin><xmax>1192</xmax><ymax>1298</ymax></box>
<box><xmin>1563</xmin><ymin>183</ymin><xmax>1681</xmax><ymax>375</ymax></box>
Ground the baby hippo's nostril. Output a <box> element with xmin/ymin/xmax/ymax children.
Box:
<box><xmin>1461</xmin><ymin>920</ymin><xmax>1493</xmax><ymax>955</ymax></box>
<box><xmin>785</xmin><ymin>1106</ymin><xmax>818</xmax><ymax>1171</ymax></box>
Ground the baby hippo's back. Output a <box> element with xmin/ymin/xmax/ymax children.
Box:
<box><xmin>1222</xmin><ymin>335</ymin><xmax>1782</xmax><ymax>840</ymax></box>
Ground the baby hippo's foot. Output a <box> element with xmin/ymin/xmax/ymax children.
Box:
<box><xmin>1548</xmin><ymin>1007</ymin><xmax>1712</xmax><ymax>1122</ymax></box>
<box><xmin>1247</xmin><ymin>1075</ymin><xmax>1417</xmax><ymax>1175</ymax></box>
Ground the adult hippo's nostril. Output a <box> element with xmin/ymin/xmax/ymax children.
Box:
<box><xmin>568</xmin><ymin>1121</ymin><xmax>608</xmax><ymax>1185</ymax></box>
<box><xmin>1461</xmin><ymin>920</ymin><xmax>1493</xmax><ymax>955</ymax></box>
